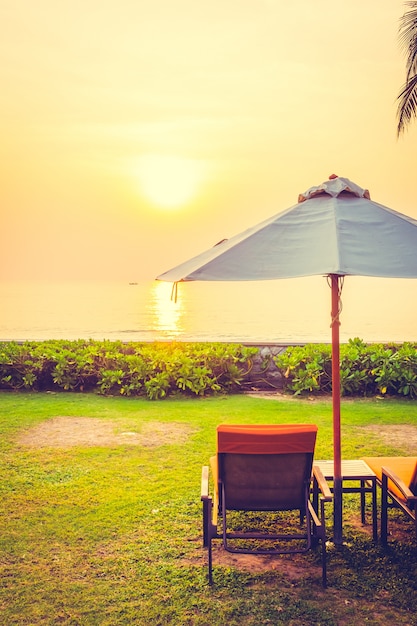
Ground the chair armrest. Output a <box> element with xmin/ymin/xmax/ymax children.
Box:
<box><xmin>313</xmin><ymin>465</ymin><xmax>333</xmax><ymax>502</ymax></box>
<box><xmin>307</xmin><ymin>500</ymin><xmax>323</xmax><ymax>527</ymax></box>
<box><xmin>201</xmin><ymin>465</ymin><xmax>210</xmax><ymax>500</ymax></box>
<box><xmin>382</xmin><ymin>466</ymin><xmax>417</xmax><ymax>503</ymax></box>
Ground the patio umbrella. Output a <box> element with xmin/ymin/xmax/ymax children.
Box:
<box><xmin>156</xmin><ymin>175</ymin><xmax>417</xmax><ymax>544</ymax></box>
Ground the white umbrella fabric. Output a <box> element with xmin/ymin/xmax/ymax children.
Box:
<box><xmin>156</xmin><ymin>175</ymin><xmax>417</xmax><ymax>544</ymax></box>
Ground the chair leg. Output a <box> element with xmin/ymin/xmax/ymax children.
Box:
<box><xmin>203</xmin><ymin>497</ymin><xmax>216</xmax><ymax>584</ymax></box>
<box><xmin>321</xmin><ymin>541</ymin><xmax>327</xmax><ymax>588</ymax></box>
<box><xmin>208</xmin><ymin>535</ymin><xmax>213</xmax><ymax>585</ymax></box>
<box><xmin>414</xmin><ymin>511</ymin><xmax>417</xmax><ymax>541</ymax></box>
<box><xmin>308</xmin><ymin>499</ymin><xmax>328</xmax><ymax>587</ymax></box>
<box><xmin>381</xmin><ymin>473</ymin><xmax>388</xmax><ymax>545</ymax></box>
<box><xmin>202</xmin><ymin>498</ymin><xmax>209</xmax><ymax>548</ymax></box>
<box><xmin>320</xmin><ymin>499</ymin><xmax>327</xmax><ymax>587</ymax></box>
<box><xmin>360</xmin><ymin>479</ymin><xmax>366</xmax><ymax>525</ymax></box>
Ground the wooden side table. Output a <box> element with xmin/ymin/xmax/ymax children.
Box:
<box><xmin>313</xmin><ymin>459</ymin><xmax>378</xmax><ymax>542</ymax></box>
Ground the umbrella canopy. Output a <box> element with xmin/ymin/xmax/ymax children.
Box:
<box><xmin>156</xmin><ymin>175</ymin><xmax>417</xmax><ymax>544</ymax></box>
<box><xmin>157</xmin><ymin>176</ymin><xmax>417</xmax><ymax>283</ymax></box>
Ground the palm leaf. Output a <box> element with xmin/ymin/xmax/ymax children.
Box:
<box><xmin>399</xmin><ymin>2</ymin><xmax>417</xmax><ymax>76</ymax></box>
<box><xmin>397</xmin><ymin>73</ymin><xmax>417</xmax><ymax>135</ymax></box>
<box><xmin>397</xmin><ymin>2</ymin><xmax>417</xmax><ymax>134</ymax></box>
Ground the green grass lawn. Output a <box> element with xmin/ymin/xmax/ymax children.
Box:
<box><xmin>1</xmin><ymin>391</ymin><xmax>417</xmax><ymax>625</ymax></box>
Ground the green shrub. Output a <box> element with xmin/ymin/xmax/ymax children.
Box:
<box><xmin>0</xmin><ymin>340</ymin><xmax>258</xmax><ymax>400</ymax></box>
<box><xmin>3</xmin><ymin>339</ymin><xmax>417</xmax><ymax>400</ymax></box>
<box><xmin>275</xmin><ymin>343</ymin><xmax>332</xmax><ymax>395</ymax></box>
<box><xmin>274</xmin><ymin>338</ymin><xmax>417</xmax><ymax>398</ymax></box>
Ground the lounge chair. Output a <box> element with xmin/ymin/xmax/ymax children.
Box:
<box><xmin>201</xmin><ymin>424</ymin><xmax>332</xmax><ymax>586</ymax></box>
<box><xmin>362</xmin><ymin>456</ymin><xmax>417</xmax><ymax>544</ymax></box>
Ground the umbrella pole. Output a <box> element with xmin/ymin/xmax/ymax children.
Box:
<box><xmin>331</xmin><ymin>274</ymin><xmax>343</xmax><ymax>545</ymax></box>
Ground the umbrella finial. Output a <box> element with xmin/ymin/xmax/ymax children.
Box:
<box><xmin>298</xmin><ymin>176</ymin><xmax>370</xmax><ymax>202</ymax></box>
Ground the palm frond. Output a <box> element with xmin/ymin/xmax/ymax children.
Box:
<box><xmin>397</xmin><ymin>2</ymin><xmax>417</xmax><ymax>134</ymax></box>
<box><xmin>397</xmin><ymin>73</ymin><xmax>417</xmax><ymax>135</ymax></box>
<box><xmin>399</xmin><ymin>5</ymin><xmax>417</xmax><ymax>63</ymax></box>
<box><xmin>401</xmin><ymin>16</ymin><xmax>417</xmax><ymax>76</ymax></box>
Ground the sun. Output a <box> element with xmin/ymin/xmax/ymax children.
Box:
<box><xmin>136</xmin><ymin>154</ymin><xmax>204</xmax><ymax>209</ymax></box>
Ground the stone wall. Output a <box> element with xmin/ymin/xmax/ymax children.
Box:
<box><xmin>240</xmin><ymin>343</ymin><xmax>295</xmax><ymax>391</ymax></box>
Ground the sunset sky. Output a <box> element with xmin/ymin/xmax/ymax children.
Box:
<box><xmin>2</xmin><ymin>0</ymin><xmax>417</xmax><ymax>283</ymax></box>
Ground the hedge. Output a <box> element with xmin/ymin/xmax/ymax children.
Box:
<box><xmin>274</xmin><ymin>337</ymin><xmax>417</xmax><ymax>398</ymax></box>
<box><xmin>2</xmin><ymin>338</ymin><xmax>417</xmax><ymax>400</ymax></box>
<box><xmin>0</xmin><ymin>340</ymin><xmax>258</xmax><ymax>400</ymax></box>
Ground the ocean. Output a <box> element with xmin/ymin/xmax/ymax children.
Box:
<box><xmin>1</xmin><ymin>277</ymin><xmax>417</xmax><ymax>344</ymax></box>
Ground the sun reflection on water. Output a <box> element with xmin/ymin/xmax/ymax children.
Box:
<box><xmin>149</xmin><ymin>281</ymin><xmax>185</xmax><ymax>337</ymax></box>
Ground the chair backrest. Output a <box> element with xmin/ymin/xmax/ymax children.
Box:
<box><xmin>217</xmin><ymin>424</ymin><xmax>317</xmax><ymax>511</ymax></box>
<box><xmin>363</xmin><ymin>456</ymin><xmax>417</xmax><ymax>504</ymax></box>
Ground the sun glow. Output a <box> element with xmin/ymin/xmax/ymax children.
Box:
<box><xmin>136</xmin><ymin>155</ymin><xmax>205</xmax><ymax>209</ymax></box>
<box><xmin>150</xmin><ymin>281</ymin><xmax>184</xmax><ymax>336</ymax></box>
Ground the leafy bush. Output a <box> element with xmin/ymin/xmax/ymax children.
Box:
<box><xmin>0</xmin><ymin>340</ymin><xmax>257</xmax><ymax>400</ymax></box>
<box><xmin>3</xmin><ymin>339</ymin><xmax>417</xmax><ymax>400</ymax></box>
<box><xmin>274</xmin><ymin>343</ymin><xmax>332</xmax><ymax>395</ymax></box>
<box><xmin>275</xmin><ymin>338</ymin><xmax>417</xmax><ymax>398</ymax></box>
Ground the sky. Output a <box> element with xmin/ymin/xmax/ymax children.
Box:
<box><xmin>2</xmin><ymin>0</ymin><xmax>417</xmax><ymax>283</ymax></box>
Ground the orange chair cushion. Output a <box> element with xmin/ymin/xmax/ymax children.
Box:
<box><xmin>362</xmin><ymin>456</ymin><xmax>417</xmax><ymax>502</ymax></box>
<box><xmin>217</xmin><ymin>424</ymin><xmax>317</xmax><ymax>454</ymax></box>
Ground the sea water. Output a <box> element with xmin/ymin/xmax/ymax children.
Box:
<box><xmin>1</xmin><ymin>277</ymin><xmax>417</xmax><ymax>344</ymax></box>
